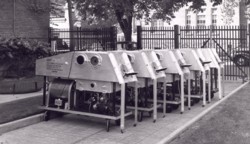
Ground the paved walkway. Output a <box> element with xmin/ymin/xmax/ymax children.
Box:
<box><xmin>0</xmin><ymin>81</ymin><xmax>244</xmax><ymax>144</ymax></box>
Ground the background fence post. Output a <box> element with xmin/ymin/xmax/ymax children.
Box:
<box><xmin>248</xmin><ymin>24</ymin><xmax>250</xmax><ymax>80</ymax></box>
<box><xmin>48</xmin><ymin>27</ymin><xmax>51</xmax><ymax>46</ymax></box>
<box><xmin>137</xmin><ymin>26</ymin><xmax>142</xmax><ymax>50</ymax></box>
<box><xmin>110</xmin><ymin>26</ymin><xmax>117</xmax><ymax>51</ymax></box>
<box><xmin>76</xmin><ymin>27</ymin><xmax>79</xmax><ymax>51</ymax></box>
<box><xmin>174</xmin><ymin>25</ymin><xmax>179</xmax><ymax>49</ymax></box>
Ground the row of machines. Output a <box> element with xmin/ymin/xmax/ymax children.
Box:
<box><xmin>35</xmin><ymin>48</ymin><xmax>224</xmax><ymax>133</ymax></box>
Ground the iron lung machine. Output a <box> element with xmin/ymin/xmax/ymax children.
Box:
<box><xmin>177</xmin><ymin>49</ymin><xmax>207</xmax><ymax>107</ymax></box>
<box><xmin>120</xmin><ymin>50</ymin><xmax>166</xmax><ymax>122</ymax></box>
<box><xmin>36</xmin><ymin>51</ymin><xmax>138</xmax><ymax>133</ymax></box>
<box><xmin>155</xmin><ymin>49</ymin><xmax>191</xmax><ymax>114</ymax></box>
<box><xmin>201</xmin><ymin>48</ymin><xmax>224</xmax><ymax>99</ymax></box>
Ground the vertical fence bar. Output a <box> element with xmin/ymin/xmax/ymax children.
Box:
<box><xmin>174</xmin><ymin>25</ymin><xmax>179</xmax><ymax>49</ymax></box>
<box><xmin>137</xmin><ymin>26</ymin><xmax>142</xmax><ymax>50</ymax></box>
<box><xmin>248</xmin><ymin>24</ymin><xmax>250</xmax><ymax>80</ymax></box>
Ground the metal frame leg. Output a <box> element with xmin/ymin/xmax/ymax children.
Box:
<box><xmin>202</xmin><ymin>72</ymin><xmax>206</xmax><ymax>107</ymax></box>
<box><xmin>208</xmin><ymin>69</ymin><xmax>211</xmax><ymax>103</ymax></box>
<box><xmin>180</xmin><ymin>74</ymin><xmax>184</xmax><ymax>114</ymax></box>
<box><xmin>134</xmin><ymin>82</ymin><xmax>138</xmax><ymax>126</ymax></box>
<box><xmin>43</xmin><ymin>76</ymin><xmax>47</xmax><ymax>106</ymax></box>
<box><xmin>188</xmin><ymin>73</ymin><xmax>191</xmax><ymax>110</ymax></box>
<box><xmin>163</xmin><ymin>77</ymin><xmax>166</xmax><ymax>117</ymax></box>
<box><xmin>218</xmin><ymin>68</ymin><xmax>222</xmax><ymax>99</ymax></box>
<box><xmin>221</xmin><ymin>65</ymin><xmax>225</xmax><ymax>97</ymax></box>
<box><xmin>153</xmin><ymin>79</ymin><xmax>157</xmax><ymax>123</ymax></box>
<box><xmin>120</xmin><ymin>84</ymin><xmax>125</xmax><ymax>133</ymax></box>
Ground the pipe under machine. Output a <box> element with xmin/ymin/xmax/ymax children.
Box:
<box><xmin>35</xmin><ymin>48</ymin><xmax>223</xmax><ymax>133</ymax></box>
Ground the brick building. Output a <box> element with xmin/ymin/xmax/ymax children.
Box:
<box><xmin>0</xmin><ymin>0</ymin><xmax>50</xmax><ymax>39</ymax></box>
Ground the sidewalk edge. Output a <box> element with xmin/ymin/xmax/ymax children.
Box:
<box><xmin>0</xmin><ymin>113</ymin><xmax>44</xmax><ymax>135</ymax></box>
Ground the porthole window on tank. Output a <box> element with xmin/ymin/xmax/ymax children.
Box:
<box><xmin>90</xmin><ymin>55</ymin><xmax>102</xmax><ymax>66</ymax></box>
<box><xmin>76</xmin><ymin>54</ymin><xmax>88</xmax><ymax>65</ymax></box>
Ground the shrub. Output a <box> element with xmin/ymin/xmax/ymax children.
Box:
<box><xmin>0</xmin><ymin>36</ymin><xmax>52</xmax><ymax>78</ymax></box>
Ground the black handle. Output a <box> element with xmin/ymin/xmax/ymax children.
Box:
<box><xmin>156</xmin><ymin>67</ymin><xmax>167</xmax><ymax>73</ymax></box>
<box><xmin>202</xmin><ymin>61</ymin><xmax>211</xmax><ymax>65</ymax></box>
<box><xmin>181</xmin><ymin>64</ymin><xmax>191</xmax><ymax>68</ymax></box>
<box><xmin>124</xmin><ymin>72</ymin><xmax>138</xmax><ymax>77</ymax></box>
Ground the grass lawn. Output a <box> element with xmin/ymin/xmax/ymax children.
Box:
<box><xmin>169</xmin><ymin>83</ymin><xmax>250</xmax><ymax>144</ymax></box>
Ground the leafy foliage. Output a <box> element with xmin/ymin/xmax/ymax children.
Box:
<box><xmin>50</xmin><ymin>0</ymin><xmax>66</xmax><ymax>17</ymax></box>
<box><xmin>221</xmin><ymin>0</ymin><xmax>239</xmax><ymax>25</ymax></box>
<box><xmin>72</xmin><ymin>0</ymin><xmax>222</xmax><ymax>43</ymax></box>
<box><xmin>0</xmin><ymin>37</ymin><xmax>52</xmax><ymax>78</ymax></box>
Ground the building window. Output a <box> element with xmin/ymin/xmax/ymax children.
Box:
<box><xmin>158</xmin><ymin>20</ymin><xmax>164</xmax><ymax>27</ymax></box>
<box><xmin>151</xmin><ymin>19</ymin><xmax>164</xmax><ymax>27</ymax></box>
<box><xmin>211</xmin><ymin>8</ymin><xmax>217</xmax><ymax>26</ymax></box>
<box><xmin>185</xmin><ymin>9</ymin><xmax>192</xmax><ymax>26</ymax></box>
<box><xmin>197</xmin><ymin>15</ymin><xmax>206</xmax><ymax>29</ymax></box>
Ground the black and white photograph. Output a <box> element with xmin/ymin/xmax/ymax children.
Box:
<box><xmin>0</xmin><ymin>0</ymin><xmax>250</xmax><ymax>143</ymax></box>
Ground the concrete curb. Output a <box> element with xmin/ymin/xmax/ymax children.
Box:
<box><xmin>157</xmin><ymin>81</ymin><xmax>249</xmax><ymax>144</ymax></box>
<box><xmin>0</xmin><ymin>113</ymin><xmax>44</xmax><ymax>135</ymax></box>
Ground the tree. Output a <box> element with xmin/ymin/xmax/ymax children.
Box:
<box><xmin>72</xmin><ymin>0</ymin><xmax>222</xmax><ymax>44</ymax></box>
<box><xmin>221</xmin><ymin>0</ymin><xmax>250</xmax><ymax>25</ymax></box>
<box><xmin>50</xmin><ymin>0</ymin><xmax>65</xmax><ymax>17</ymax></box>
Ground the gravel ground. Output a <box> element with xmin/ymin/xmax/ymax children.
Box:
<box><xmin>169</xmin><ymin>83</ymin><xmax>250</xmax><ymax>144</ymax></box>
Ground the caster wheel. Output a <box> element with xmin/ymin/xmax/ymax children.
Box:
<box><xmin>191</xmin><ymin>100</ymin><xmax>195</xmax><ymax>106</ymax></box>
<box><xmin>180</xmin><ymin>112</ymin><xmax>183</xmax><ymax>114</ymax></box>
<box><xmin>153</xmin><ymin>120</ymin><xmax>156</xmax><ymax>123</ymax></box>
<box><xmin>202</xmin><ymin>105</ymin><xmax>205</xmax><ymax>107</ymax></box>
<box><xmin>148</xmin><ymin>111</ymin><xmax>152</xmax><ymax>117</ymax></box>
<box><xmin>166</xmin><ymin>105</ymin><xmax>172</xmax><ymax>113</ymax></box>
<box><xmin>138</xmin><ymin>112</ymin><xmax>143</xmax><ymax>122</ymax></box>
<box><xmin>172</xmin><ymin>104</ymin><xmax>179</xmax><ymax>110</ymax></box>
<box><xmin>192</xmin><ymin>98</ymin><xmax>199</xmax><ymax>104</ymax></box>
<box><xmin>115</xmin><ymin>119</ymin><xmax>120</xmax><ymax>126</ymax></box>
<box><xmin>211</xmin><ymin>92</ymin><xmax>215</xmax><ymax>99</ymax></box>
<box><xmin>133</xmin><ymin>124</ymin><xmax>137</xmax><ymax>127</ymax></box>
<box><xmin>121</xmin><ymin>130</ymin><xmax>124</xmax><ymax>133</ymax></box>
<box><xmin>44</xmin><ymin>111</ymin><xmax>50</xmax><ymax>121</ymax></box>
<box><xmin>188</xmin><ymin>107</ymin><xmax>191</xmax><ymax>110</ymax></box>
<box><xmin>106</xmin><ymin>120</ymin><xmax>110</xmax><ymax>132</ymax></box>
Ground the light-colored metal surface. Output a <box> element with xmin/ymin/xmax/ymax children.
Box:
<box><xmin>36</xmin><ymin>51</ymin><xmax>138</xmax><ymax>133</ymax></box>
<box><xmin>179</xmin><ymin>49</ymin><xmax>205</xmax><ymax>72</ymax></box>
<box><xmin>36</xmin><ymin>52</ymin><xmax>74</xmax><ymax>78</ymax></box>
<box><xmin>178</xmin><ymin>49</ymin><xmax>206</xmax><ymax>107</ymax></box>
<box><xmin>210</xmin><ymin>48</ymin><xmax>224</xmax><ymax>97</ymax></box>
<box><xmin>194</xmin><ymin>49</ymin><xmax>211</xmax><ymax>104</ymax></box>
<box><xmin>155</xmin><ymin>50</ymin><xmax>183</xmax><ymax>75</ymax></box>
<box><xmin>203</xmin><ymin>48</ymin><xmax>223</xmax><ymax>99</ymax></box>
<box><xmin>36</xmin><ymin>51</ymin><xmax>137</xmax><ymax>84</ymax></box>
<box><xmin>156</xmin><ymin>49</ymin><xmax>188</xmax><ymax>113</ymax></box>
<box><xmin>125</xmin><ymin>50</ymin><xmax>166</xmax><ymax>79</ymax></box>
<box><xmin>200</xmin><ymin>49</ymin><xmax>220</xmax><ymax>69</ymax></box>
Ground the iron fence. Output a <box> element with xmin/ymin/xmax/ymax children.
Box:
<box><xmin>49</xmin><ymin>26</ymin><xmax>117</xmax><ymax>52</ymax></box>
<box><xmin>48</xmin><ymin>25</ymin><xmax>250</xmax><ymax>81</ymax></box>
<box><xmin>137</xmin><ymin>25</ymin><xmax>250</xmax><ymax>81</ymax></box>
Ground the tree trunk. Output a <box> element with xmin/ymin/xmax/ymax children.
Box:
<box><xmin>67</xmin><ymin>0</ymin><xmax>74</xmax><ymax>51</ymax></box>
<box><xmin>115</xmin><ymin>11</ymin><xmax>133</xmax><ymax>49</ymax></box>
